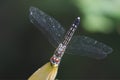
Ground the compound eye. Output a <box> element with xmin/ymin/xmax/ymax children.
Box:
<box><xmin>50</xmin><ymin>57</ymin><xmax>60</xmax><ymax>64</ymax></box>
<box><xmin>51</xmin><ymin>57</ymin><xmax>56</xmax><ymax>61</ymax></box>
<box><xmin>55</xmin><ymin>58</ymin><xmax>59</xmax><ymax>63</ymax></box>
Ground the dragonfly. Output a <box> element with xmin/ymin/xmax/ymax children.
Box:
<box><xmin>28</xmin><ymin>6</ymin><xmax>113</xmax><ymax>80</ymax></box>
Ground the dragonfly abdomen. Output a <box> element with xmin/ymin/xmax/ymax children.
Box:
<box><xmin>63</xmin><ymin>17</ymin><xmax>80</xmax><ymax>46</ymax></box>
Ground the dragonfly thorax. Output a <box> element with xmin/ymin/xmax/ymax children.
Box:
<box><xmin>57</xmin><ymin>44</ymin><xmax>66</xmax><ymax>54</ymax></box>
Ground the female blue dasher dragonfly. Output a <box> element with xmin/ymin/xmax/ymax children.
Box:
<box><xmin>28</xmin><ymin>7</ymin><xmax>113</xmax><ymax>80</ymax></box>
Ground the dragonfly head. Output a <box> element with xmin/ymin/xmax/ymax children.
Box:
<box><xmin>50</xmin><ymin>55</ymin><xmax>60</xmax><ymax>67</ymax></box>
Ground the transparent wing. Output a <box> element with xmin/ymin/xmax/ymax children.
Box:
<box><xmin>29</xmin><ymin>6</ymin><xmax>65</xmax><ymax>47</ymax></box>
<box><xmin>66</xmin><ymin>35</ymin><xmax>113</xmax><ymax>59</ymax></box>
<box><xmin>29</xmin><ymin>7</ymin><xmax>113</xmax><ymax>59</ymax></box>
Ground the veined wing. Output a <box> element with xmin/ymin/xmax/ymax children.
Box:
<box><xmin>29</xmin><ymin>7</ymin><xmax>113</xmax><ymax>59</ymax></box>
<box><xmin>29</xmin><ymin>6</ymin><xmax>65</xmax><ymax>47</ymax></box>
<box><xmin>66</xmin><ymin>35</ymin><xmax>113</xmax><ymax>59</ymax></box>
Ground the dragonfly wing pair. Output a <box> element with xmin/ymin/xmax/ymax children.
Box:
<box><xmin>29</xmin><ymin>7</ymin><xmax>65</xmax><ymax>47</ymax></box>
<box><xmin>29</xmin><ymin>6</ymin><xmax>113</xmax><ymax>59</ymax></box>
<box><xmin>67</xmin><ymin>35</ymin><xmax>113</xmax><ymax>59</ymax></box>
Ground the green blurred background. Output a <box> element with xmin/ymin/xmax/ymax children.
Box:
<box><xmin>0</xmin><ymin>0</ymin><xmax>120</xmax><ymax>79</ymax></box>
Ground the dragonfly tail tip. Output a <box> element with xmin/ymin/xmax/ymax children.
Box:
<box><xmin>77</xmin><ymin>17</ymin><xmax>80</xmax><ymax>20</ymax></box>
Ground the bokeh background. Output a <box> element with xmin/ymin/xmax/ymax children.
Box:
<box><xmin>0</xmin><ymin>0</ymin><xmax>120</xmax><ymax>79</ymax></box>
